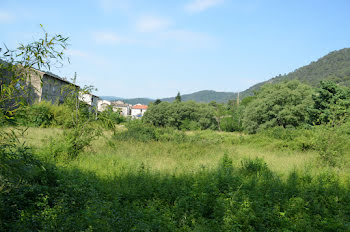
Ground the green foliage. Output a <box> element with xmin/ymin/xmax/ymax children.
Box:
<box><xmin>143</xmin><ymin>101</ymin><xmax>217</xmax><ymax>130</ymax></box>
<box><xmin>0</xmin><ymin>129</ymin><xmax>43</xmax><ymax>187</ymax></box>
<box><xmin>44</xmin><ymin>125</ymin><xmax>101</xmax><ymax>160</ymax></box>
<box><xmin>116</xmin><ymin>120</ymin><xmax>158</xmax><ymax>142</ymax></box>
<box><xmin>16</xmin><ymin>101</ymin><xmax>54</xmax><ymax>127</ymax></box>
<box><xmin>175</xmin><ymin>91</ymin><xmax>182</xmax><ymax>102</ymax></box>
<box><xmin>154</xmin><ymin>99</ymin><xmax>161</xmax><ymax>105</ymax></box>
<box><xmin>2</xmin><ymin>151</ymin><xmax>350</xmax><ymax>231</ymax></box>
<box><xmin>0</xmin><ymin>26</ymin><xmax>69</xmax><ymax>121</ymax></box>
<box><xmin>97</xmin><ymin>105</ymin><xmax>126</xmax><ymax>130</ymax></box>
<box><xmin>113</xmin><ymin>120</ymin><xmax>188</xmax><ymax>143</ymax></box>
<box><xmin>0</xmin><ymin>129</ymin><xmax>59</xmax><ymax>232</ymax></box>
<box><xmin>243</xmin><ymin>125</ymin><xmax>350</xmax><ymax>165</ymax></box>
<box><xmin>309</xmin><ymin>80</ymin><xmax>350</xmax><ymax>125</ymax></box>
<box><xmin>243</xmin><ymin>80</ymin><xmax>313</xmax><ymax>133</ymax></box>
<box><xmin>14</xmin><ymin>101</ymin><xmax>81</xmax><ymax>128</ymax></box>
<box><xmin>313</xmin><ymin>125</ymin><xmax>348</xmax><ymax>166</ymax></box>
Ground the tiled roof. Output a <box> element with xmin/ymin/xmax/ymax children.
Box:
<box><xmin>132</xmin><ymin>105</ymin><xmax>148</xmax><ymax>109</ymax></box>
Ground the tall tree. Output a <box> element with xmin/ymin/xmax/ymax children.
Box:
<box><xmin>309</xmin><ymin>80</ymin><xmax>350</xmax><ymax>125</ymax></box>
<box><xmin>175</xmin><ymin>92</ymin><xmax>182</xmax><ymax>102</ymax></box>
<box><xmin>154</xmin><ymin>99</ymin><xmax>162</xmax><ymax>105</ymax></box>
<box><xmin>243</xmin><ymin>80</ymin><xmax>313</xmax><ymax>133</ymax></box>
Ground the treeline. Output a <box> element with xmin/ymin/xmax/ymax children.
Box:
<box><xmin>143</xmin><ymin>80</ymin><xmax>350</xmax><ymax>133</ymax></box>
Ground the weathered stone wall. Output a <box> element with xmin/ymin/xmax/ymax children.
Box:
<box><xmin>41</xmin><ymin>74</ymin><xmax>72</xmax><ymax>104</ymax></box>
<box><xmin>27</xmin><ymin>71</ymin><xmax>43</xmax><ymax>104</ymax></box>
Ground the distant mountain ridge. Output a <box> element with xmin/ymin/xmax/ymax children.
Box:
<box><xmin>100</xmin><ymin>90</ymin><xmax>238</xmax><ymax>104</ymax></box>
<box><xmin>241</xmin><ymin>48</ymin><xmax>350</xmax><ymax>97</ymax></box>
<box><xmin>101</xmin><ymin>48</ymin><xmax>350</xmax><ymax>104</ymax></box>
<box><xmin>161</xmin><ymin>90</ymin><xmax>237</xmax><ymax>103</ymax></box>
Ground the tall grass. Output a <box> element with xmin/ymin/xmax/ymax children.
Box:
<box><xmin>2</xmin><ymin>126</ymin><xmax>350</xmax><ymax>231</ymax></box>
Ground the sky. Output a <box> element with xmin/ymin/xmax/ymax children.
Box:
<box><xmin>1</xmin><ymin>0</ymin><xmax>350</xmax><ymax>98</ymax></box>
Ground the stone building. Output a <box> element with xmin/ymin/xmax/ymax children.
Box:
<box><xmin>28</xmin><ymin>70</ymin><xmax>79</xmax><ymax>104</ymax></box>
<box><xmin>111</xmin><ymin>101</ymin><xmax>131</xmax><ymax>116</ymax></box>
<box><xmin>97</xmin><ymin>99</ymin><xmax>112</xmax><ymax>112</ymax></box>
<box><xmin>1</xmin><ymin>65</ymin><xmax>99</xmax><ymax>109</ymax></box>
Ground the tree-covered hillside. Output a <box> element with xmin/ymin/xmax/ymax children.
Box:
<box><xmin>242</xmin><ymin>48</ymin><xmax>350</xmax><ymax>97</ymax></box>
<box><xmin>101</xmin><ymin>90</ymin><xmax>237</xmax><ymax>105</ymax></box>
<box><xmin>100</xmin><ymin>96</ymin><xmax>153</xmax><ymax>105</ymax></box>
<box><xmin>161</xmin><ymin>90</ymin><xmax>237</xmax><ymax>103</ymax></box>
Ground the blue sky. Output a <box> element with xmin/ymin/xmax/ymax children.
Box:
<box><xmin>1</xmin><ymin>0</ymin><xmax>350</xmax><ymax>98</ymax></box>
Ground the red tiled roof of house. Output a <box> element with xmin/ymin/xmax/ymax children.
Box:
<box><xmin>132</xmin><ymin>105</ymin><xmax>148</xmax><ymax>109</ymax></box>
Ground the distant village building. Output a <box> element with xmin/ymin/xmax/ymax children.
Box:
<box><xmin>111</xmin><ymin>101</ymin><xmax>131</xmax><ymax>116</ymax></box>
<box><xmin>79</xmin><ymin>93</ymin><xmax>99</xmax><ymax>111</ymax></box>
<box><xmin>97</xmin><ymin>99</ymin><xmax>111</xmax><ymax>112</ymax></box>
<box><xmin>131</xmin><ymin>104</ymin><xmax>148</xmax><ymax>118</ymax></box>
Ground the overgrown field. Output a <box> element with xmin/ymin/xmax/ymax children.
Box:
<box><xmin>1</xmin><ymin>126</ymin><xmax>350</xmax><ymax>231</ymax></box>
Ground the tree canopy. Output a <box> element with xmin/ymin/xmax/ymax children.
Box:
<box><xmin>309</xmin><ymin>80</ymin><xmax>350</xmax><ymax>125</ymax></box>
<box><xmin>243</xmin><ymin>81</ymin><xmax>313</xmax><ymax>133</ymax></box>
<box><xmin>143</xmin><ymin>101</ymin><xmax>216</xmax><ymax>130</ymax></box>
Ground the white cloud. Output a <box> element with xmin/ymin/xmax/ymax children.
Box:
<box><xmin>0</xmin><ymin>10</ymin><xmax>15</xmax><ymax>23</ymax></box>
<box><xmin>185</xmin><ymin>0</ymin><xmax>224</xmax><ymax>13</ymax></box>
<box><xmin>136</xmin><ymin>16</ymin><xmax>170</xmax><ymax>33</ymax></box>
<box><xmin>93</xmin><ymin>32</ymin><xmax>123</xmax><ymax>45</ymax></box>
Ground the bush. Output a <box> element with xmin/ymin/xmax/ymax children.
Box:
<box><xmin>313</xmin><ymin>125</ymin><xmax>349</xmax><ymax>166</ymax></box>
<box><xmin>97</xmin><ymin>106</ymin><xmax>126</xmax><ymax>130</ymax></box>
<box><xmin>114</xmin><ymin>120</ymin><xmax>189</xmax><ymax>143</ymax></box>
<box><xmin>15</xmin><ymin>101</ymin><xmax>76</xmax><ymax>128</ymax></box>
<box><xmin>14</xmin><ymin>101</ymin><xmax>99</xmax><ymax>128</ymax></box>
<box><xmin>143</xmin><ymin>101</ymin><xmax>216</xmax><ymax>130</ymax></box>
<box><xmin>43</xmin><ymin>125</ymin><xmax>101</xmax><ymax>160</ymax></box>
<box><xmin>49</xmin><ymin>104</ymin><xmax>75</xmax><ymax>128</ymax></box>
<box><xmin>116</xmin><ymin>120</ymin><xmax>158</xmax><ymax>142</ymax></box>
<box><xmin>16</xmin><ymin>101</ymin><xmax>54</xmax><ymax>127</ymax></box>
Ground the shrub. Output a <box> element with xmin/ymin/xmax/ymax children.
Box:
<box><xmin>16</xmin><ymin>101</ymin><xmax>54</xmax><ymax>127</ymax></box>
<box><xmin>15</xmin><ymin>101</ymin><xmax>77</xmax><ymax>128</ymax></box>
<box><xmin>97</xmin><ymin>106</ymin><xmax>126</xmax><ymax>130</ymax></box>
<box><xmin>116</xmin><ymin>120</ymin><xmax>158</xmax><ymax>142</ymax></box>
<box><xmin>114</xmin><ymin>120</ymin><xmax>189</xmax><ymax>143</ymax></box>
<box><xmin>313</xmin><ymin>125</ymin><xmax>348</xmax><ymax>166</ymax></box>
<box><xmin>43</xmin><ymin>125</ymin><xmax>101</xmax><ymax>160</ymax></box>
<box><xmin>143</xmin><ymin>101</ymin><xmax>216</xmax><ymax>130</ymax></box>
<box><xmin>49</xmin><ymin>104</ymin><xmax>75</xmax><ymax>128</ymax></box>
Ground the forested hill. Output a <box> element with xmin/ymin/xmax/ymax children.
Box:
<box><xmin>161</xmin><ymin>90</ymin><xmax>237</xmax><ymax>103</ymax></box>
<box><xmin>100</xmin><ymin>90</ymin><xmax>238</xmax><ymax>104</ymax></box>
<box><xmin>241</xmin><ymin>48</ymin><xmax>350</xmax><ymax>97</ymax></box>
<box><xmin>99</xmin><ymin>96</ymin><xmax>154</xmax><ymax>105</ymax></box>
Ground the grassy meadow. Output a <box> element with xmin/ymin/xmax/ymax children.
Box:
<box><xmin>22</xmin><ymin>127</ymin><xmax>319</xmax><ymax>177</ymax></box>
<box><xmin>2</xmin><ymin>125</ymin><xmax>350</xmax><ymax>231</ymax></box>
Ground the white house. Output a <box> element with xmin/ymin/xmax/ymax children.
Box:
<box><xmin>97</xmin><ymin>99</ymin><xmax>111</xmax><ymax>112</ymax></box>
<box><xmin>80</xmin><ymin>93</ymin><xmax>99</xmax><ymax>106</ymax></box>
<box><xmin>131</xmin><ymin>104</ymin><xmax>148</xmax><ymax>118</ymax></box>
<box><xmin>111</xmin><ymin>101</ymin><xmax>131</xmax><ymax>116</ymax></box>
